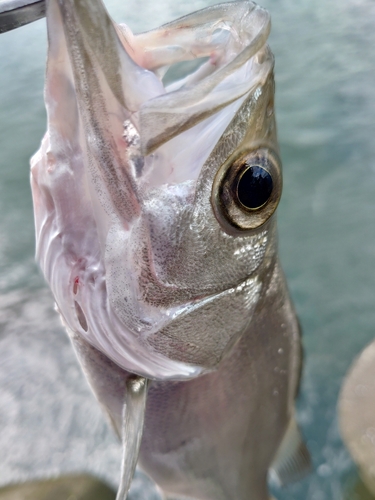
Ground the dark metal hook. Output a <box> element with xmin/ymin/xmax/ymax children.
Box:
<box><xmin>0</xmin><ymin>0</ymin><xmax>45</xmax><ymax>33</ymax></box>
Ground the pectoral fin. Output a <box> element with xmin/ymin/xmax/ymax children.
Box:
<box><xmin>269</xmin><ymin>415</ymin><xmax>311</xmax><ymax>486</ymax></box>
<box><xmin>68</xmin><ymin>334</ymin><xmax>149</xmax><ymax>499</ymax></box>
<box><xmin>117</xmin><ymin>376</ymin><xmax>149</xmax><ymax>500</ymax></box>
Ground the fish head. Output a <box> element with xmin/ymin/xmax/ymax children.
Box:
<box><xmin>32</xmin><ymin>0</ymin><xmax>282</xmax><ymax>380</ymax></box>
<box><xmin>127</xmin><ymin>68</ymin><xmax>281</xmax><ymax>370</ymax></box>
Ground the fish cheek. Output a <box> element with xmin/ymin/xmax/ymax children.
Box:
<box><xmin>144</xmin><ymin>277</ymin><xmax>261</xmax><ymax>369</ymax></box>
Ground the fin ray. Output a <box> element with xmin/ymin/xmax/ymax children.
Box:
<box><xmin>116</xmin><ymin>376</ymin><xmax>149</xmax><ymax>500</ymax></box>
<box><xmin>269</xmin><ymin>416</ymin><xmax>311</xmax><ymax>486</ymax></box>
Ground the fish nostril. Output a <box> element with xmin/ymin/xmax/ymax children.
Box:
<box><xmin>74</xmin><ymin>301</ymin><xmax>88</xmax><ymax>332</ymax></box>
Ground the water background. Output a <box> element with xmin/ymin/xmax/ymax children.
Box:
<box><xmin>1</xmin><ymin>0</ymin><xmax>375</xmax><ymax>498</ymax></box>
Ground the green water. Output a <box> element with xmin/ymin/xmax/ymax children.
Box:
<box><xmin>1</xmin><ymin>0</ymin><xmax>375</xmax><ymax>499</ymax></box>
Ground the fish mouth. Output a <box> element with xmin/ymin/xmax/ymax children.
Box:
<box><xmin>125</xmin><ymin>1</ymin><xmax>274</xmax><ymax>188</ymax></box>
<box><xmin>133</xmin><ymin>1</ymin><xmax>273</xmax><ymax>156</ymax></box>
<box><xmin>43</xmin><ymin>0</ymin><xmax>274</xmax><ymax>227</ymax></box>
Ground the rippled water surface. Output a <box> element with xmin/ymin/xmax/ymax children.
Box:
<box><xmin>1</xmin><ymin>0</ymin><xmax>375</xmax><ymax>498</ymax></box>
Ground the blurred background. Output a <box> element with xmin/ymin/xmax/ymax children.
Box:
<box><xmin>1</xmin><ymin>0</ymin><xmax>375</xmax><ymax>498</ymax></box>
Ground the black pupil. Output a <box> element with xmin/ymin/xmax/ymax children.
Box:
<box><xmin>237</xmin><ymin>165</ymin><xmax>273</xmax><ymax>210</ymax></box>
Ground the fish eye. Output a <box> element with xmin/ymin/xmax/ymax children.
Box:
<box><xmin>211</xmin><ymin>148</ymin><xmax>282</xmax><ymax>232</ymax></box>
<box><xmin>237</xmin><ymin>165</ymin><xmax>273</xmax><ymax>210</ymax></box>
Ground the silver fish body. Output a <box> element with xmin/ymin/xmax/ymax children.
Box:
<box><xmin>30</xmin><ymin>0</ymin><xmax>310</xmax><ymax>498</ymax></box>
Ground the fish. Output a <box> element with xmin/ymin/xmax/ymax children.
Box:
<box><xmin>30</xmin><ymin>0</ymin><xmax>311</xmax><ymax>498</ymax></box>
